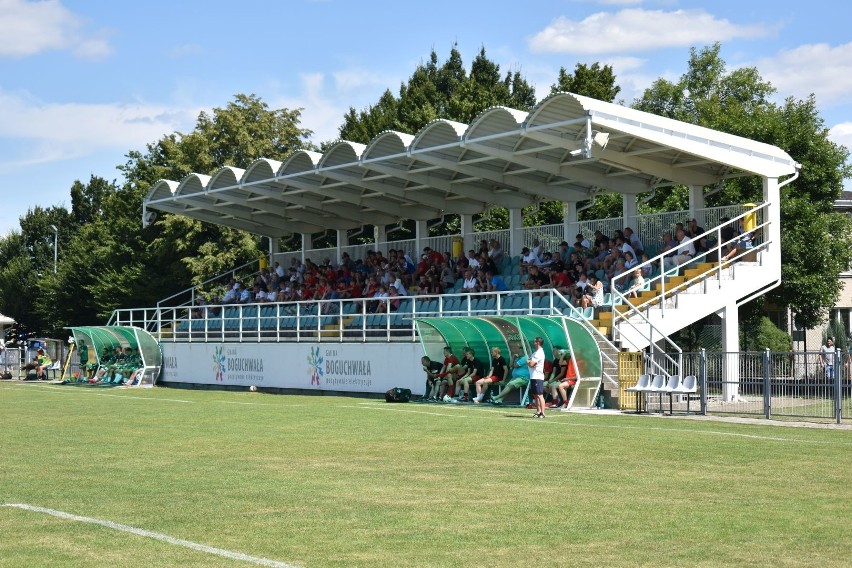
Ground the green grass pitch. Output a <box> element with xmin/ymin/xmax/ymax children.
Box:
<box><xmin>1</xmin><ymin>382</ymin><xmax>850</xmax><ymax>567</ymax></box>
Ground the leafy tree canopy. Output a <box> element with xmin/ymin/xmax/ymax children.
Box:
<box><xmin>634</xmin><ymin>43</ymin><xmax>852</xmax><ymax>328</ymax></box>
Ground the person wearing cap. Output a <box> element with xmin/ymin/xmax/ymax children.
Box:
<box><xmin>527</xmin><ymin>337</ymin><xmax>547</xmax><ymax>418</ymax></box>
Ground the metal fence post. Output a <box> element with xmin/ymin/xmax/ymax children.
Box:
<box><xmin>700</xmin><ymin>348</ymin><xmax>707</xmax><ymax>415</ymax></box>
<box><xmin>835</xmin><ymin>350</ymin><xmax>842</xmax><ymax>425</ymax></box>
<box><xmin>764</xmin><ymin>348</ymin><xmax>771</xmax><ymax>420</ymax></box>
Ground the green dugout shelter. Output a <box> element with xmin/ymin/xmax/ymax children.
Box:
<box><xmin>415</xmin><ymin>316</ymin><xmax>603</xmax><ymax>408</ymax></box>
<box><xmin>68</xmin><ymin>326</ymin><xmax>163</xmax><ymax>386</ymax></box>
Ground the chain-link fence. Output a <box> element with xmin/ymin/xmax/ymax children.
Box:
<box><xmin>639</xmin><ymin>350</ymin><xmax>849</xmax><ymax>423</ymax></box>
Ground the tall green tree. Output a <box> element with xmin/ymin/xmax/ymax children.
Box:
<box><xmin>338</xmin><ymin>45</ymin><xmax>536</xmax><ymax>144</ymax></box>
<box><xmin>550</xmin><ymin>62</ymin><xmax>621</xmax><ymax>102</ymax></box>
<box><xmin>20</xmin><ymin>94</ymin><xmax>315</xmax><ymax>330</ymax></box>
<box><xmin>634</xmin><ymin>44</ymin><xmax>852</xmax><ymax>328</ymax></box>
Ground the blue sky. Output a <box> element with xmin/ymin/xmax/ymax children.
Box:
<box><xmin>0</xmin><ymin>0</ymin><xmax>850</xmax><ymax>235</ymax></box>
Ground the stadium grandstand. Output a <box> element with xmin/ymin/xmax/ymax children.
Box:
<box><xmin>113</xmin><ymin>92</ymin><xmax>799</xmax><ymax>406</ymax></box>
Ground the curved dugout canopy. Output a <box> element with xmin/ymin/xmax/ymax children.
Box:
<box><xmin>415</xmin><ymin>315</ymin><xmax>602</xmax><ymax>380</ymax></box>
<box><xmin>142</xmin><ymin>92</ymin><xmax>799</xmax><ymax>237</ymax></box>
<box><xmin>68</xmin><ymin>326</ymin><xmax>163</xmax><ymax>385</ymax></box>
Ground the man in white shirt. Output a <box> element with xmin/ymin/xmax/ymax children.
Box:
<box><xmin>467</xmin><ymin>250</ymin><xmax>481</xmax><ymax>271</ymax></box>
<box><xmin>530</xmin><ymin>239</ymin><xmax>543</xmax><ymax>261</ymax></box>
<box><xmin>663</xmin><ymin>228</ymin><xmax>696</xmax><ymax>270</ymax></box>
<box><xmin>527</xmin><ymin>336</ymin><xmax>547</xmax><ymax>418</ymax></box>
<box><xmin>519</xmin><ymin>246</ymin><xmax>540</xmax><ymax>275</ymax></box>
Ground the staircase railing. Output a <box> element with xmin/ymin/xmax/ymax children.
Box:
<box><xmin>156</xmin><ymin>258</ymin><xmax>262</xmax><ymax>309</ymax></box>
<box><xmin>547</xmin><ymin>289</ymin><xmax>620</xmax><ymax>388</ymax></box>
<box><xmin>609</xmin><ymin>202</ymin><xmax>773</xmax><ymax>380</ymax></box>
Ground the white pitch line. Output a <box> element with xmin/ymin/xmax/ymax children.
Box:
<box><xmin>340</xmin><ymin>404</ymin><xmax>469</xmax><ymax>418</ymax></box>
<box><xmin>2</xmin><ymin>503</ymin><xmax>299</xmax><ymax>568</ymax></box>
<box><xmin>2</xmin><ymin>384</ymin><xmax>195</xmax><ymax>403</ymax></box>
<box><xmin>215</xmin><ymin>401</ymin><xmax>307</xmax><ymax>407</ymax></box>
<box><xmin>354</xmin><ymin>403</ymin><xmax>852</xmax><ymax>446</ymax></box>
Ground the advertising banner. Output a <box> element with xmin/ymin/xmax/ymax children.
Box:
<box><xmin>161</xmin><ymin>342</ymin><xmax>424</xmax><ymax>394</ymax></box>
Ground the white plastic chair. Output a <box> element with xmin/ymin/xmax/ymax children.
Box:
<box><xmin>625</xmin><ymin>374</ymin><xmax>652</xmax><ymax>413</ymax></box>
<box><xmin>647</xmin><ymin>374</ymin><xmax>668</xmax><ymax>413</ymax></box>
<box><xmin>661</xmin><ymin>374</ymin><xmax>681</xmax><ymax>414</ymax></box>
<box><xmin>672</xmin><ymin>374</ymin><xmax>698</xmax><ymax>413</ymax></box>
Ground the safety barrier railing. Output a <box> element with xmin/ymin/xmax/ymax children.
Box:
<box><xmin>642</xmin><ymin>350</ymin><xmax>850</xmax><ymax>424</ymax></box>
<box><xmin>111</xmin><ymin>288</ymin><xmax>588</xmax><ymax>343</ymax></box>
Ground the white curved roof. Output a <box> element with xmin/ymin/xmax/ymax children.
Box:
<box><xmin>143</xmin><ymin>92</ymin><xmax>798</xmax><ymax>236</ymax></box>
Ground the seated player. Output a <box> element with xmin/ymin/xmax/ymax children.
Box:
<box><xmin>555</xmin><ymin>354</ymin><xmax>579</xmax><ymax>409</ymax></box>
<box><xmin>473</xmin><ymin>347</ymin><xmax>507</xmax><ymax>404</ymax></box>
<box><xmin>490</xmin><ymin>353</ymin><xmax>530</xmax><ymax>405</ymax></box>
<box><xmin>431</xmin><ymin>346</ymin><xmax>463</xmax><ymax>401</ymax></box>
<box><xmin>35</xmin><ymin>348</ymin><xmax>52</xmax><ymax>380</ymax></box>
<box><xmin>453</xmin><ymin>347</ymin><xmax>484</xmax><ymax>403</ymax></box>
<box><xmin>544</xmin><ymin>346</ymin><xmax>567</xmax><ymax>406</ymax></box>
<box><xmin>421</xmin><ymin>355</ymin><xmax>444</xmax><ymax>401</ymax></box>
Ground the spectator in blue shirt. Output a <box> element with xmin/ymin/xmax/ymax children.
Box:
<box><xmin>485</xmin><ymin>270</ymin><xmax>508</xmax><ymax>292</ymax></box>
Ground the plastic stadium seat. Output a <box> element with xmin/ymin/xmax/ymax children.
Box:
<box><xmin>647</xmin><ymin>374</ymin><xmax>668</xmax><ymax>411</ymax></box>
<box><xmin>661</xmin><ymin>375</ymin><xmax>682</xmax><ymax>414</ymax></box>
<box><xmin>625</xmin><ymin>374</ymin><xmax>652</xmax><ymax>413</ymax></box>
<box><xmin>672</xmin><ymin>374</ymin><xmax>698</xmax><ymax>413</ymax></box>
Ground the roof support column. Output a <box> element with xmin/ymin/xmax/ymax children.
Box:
<box><xmin>509</xmin><ymin>208</ymin><xmax>524</xmax><ymax>259</ymax></box>
<box><xmin>300</xmin><ymin>233</ymin><xmax>311</xmax><ymax>264</ymax></box>
<box><xmin>374</xmin><ymin>224</ymin><xmax>386</xmax><ymax>254</ymax></box>
<box><xmin>562</xmin><ymin>201</ymin><xmax>579</xmax><ymax>244</ymax></box>
<box><xmin>415</xmin><ymin>220</ymin><xmax>428</xmax><ymax>258</ymax></box>
<box><xmin>763</xmin><ymin>176</ymin><xmax>781</xmax><ymax>277</ymax></box>
<box><xmin>268</xmin><ymin>236</ymin><xmax>279</xmax><ymax>269</ymax></box>
<box><xmin>622</xmin><ymin>195</ymin><xmax>638</xmax><ymax>236</ymax></box>
<box><xmin>719</xmin><ymin>301</ymin><xmax>741</xmax><ymax>402</ymax></box>
<box><xmin>460</xmin><ymin>214</ymin><xmax>474</xmax><ymax>254</ymax></box>
<box><xmin>688</xmin><ymin>185</ymin><xmax>705</xmax><ymax>226</ymax></box>
<box><xmin>336</xmin><ymin>229</ymin><xmax>347</xmax><ymax>265</ymax></box>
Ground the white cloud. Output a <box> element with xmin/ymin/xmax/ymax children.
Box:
<box><xmin>332</xmin><ymin>68</ymin><xmax>397</xmax><ymax>97</ymax></box>
<box><xmin>529</xmin><ymin>9</ymin><xmax>775</xmax><ymax>55</ymax></box>
<box><xmin>0</xmin><ymin>89</ymin><xmax>199</xmax><ymax>172</ymax></box>
<box><xmin>753</xmin><ymin>42</ymin><xmax>852</xmax><ymax>107</ymax></box>
<box><xmin>829</xmin><ymin>122</ymin><xmax>852</xmax><ymax>151</ymax></box>
<box><xmin>271</xmin><ymin>73</ymin><xmax>349</xmax><ymax>144</ymax></box>
<box><xmin>0</xmin><ymin>0</ymin><xmax>112</xmax><ymax>59</ymax></box>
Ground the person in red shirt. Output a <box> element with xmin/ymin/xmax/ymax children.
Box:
<box><xmin>432</xmin><ymin>346</ymin><xmax>463</xmax><ymax>400</ymax></box>
<box><xmin>555</xmin><ymin>351</ymin><xmax>579</xmax><ymax>409</ymax></box>
<box><xmin>550</xmin><ymin>266</ymin><xmax>575</xmax><ymax>296</ymax></box>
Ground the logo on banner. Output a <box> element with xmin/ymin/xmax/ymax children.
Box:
<box><xmin>307</xmin><ymin>346</ymin><xmax>323</xmax><ymax>385</ymax></box>
<box><xmin>213</xmin><ymin>346</ymin><xmax>226</xmax><ymax>381</ymax></box>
